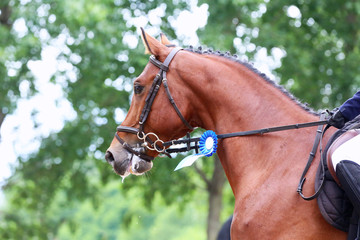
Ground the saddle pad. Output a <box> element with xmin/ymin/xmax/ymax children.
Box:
<box><xmin>315</xmin><ymin>156</ymin><xmax>353</xmax><ymax>231</ymax></box>
<box><xmin>315</xmin><ymin>116</ymin><xmax>360</xmax><ymax>232</ymax></box>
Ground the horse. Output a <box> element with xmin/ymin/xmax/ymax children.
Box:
<box><xmin>105</xmin><ymin>28</ymin><xmax>347</xmax><ymax>239</ymax></box>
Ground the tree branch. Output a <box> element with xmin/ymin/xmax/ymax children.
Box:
<box><xmin>0</xmin><ymin>4</ymin><xmax>12</xmax><ymax>28</ymax></box>
<box><xmin>210</xmin><ymin>155</ymin><xmax>226</xmax><ymax>190</ymax></box>
<box><xmin>0</xmin><ymin>111</ymin><xmax>5</xmax><ymax>141</ymax></box>
<box><xmin>193</xmin><ymin>162</ymin><xmax>211</xmax><ymax>188</ymax></box>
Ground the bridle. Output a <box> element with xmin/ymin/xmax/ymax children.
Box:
<box><xmin>115</xmin><ymin>47</ymin><xmax>193</xmax><ymax>161</ymax></box>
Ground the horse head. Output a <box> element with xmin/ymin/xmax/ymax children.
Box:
<box><xmin>105</xmin><ymin>29</ymin><xmax>195</xmax><ymax>178</ymax></box>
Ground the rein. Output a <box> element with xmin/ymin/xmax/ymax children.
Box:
<box><xmin>163</xmin><ymin>113</ymin><xmax>329</xmax><ymax>201</ymax></box>
<box><xmin>164</xmin><ymin>118</ymin><xmax>328</xmax><ymax>153</ymax></box>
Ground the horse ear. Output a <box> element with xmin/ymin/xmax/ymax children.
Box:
<box><xmin>160</xmin><ymin>33</ymin><xmax>172</xmax><ymax>46</ymax></box>
<box><xmin>140</xmin><ymin>27</ymin><xmax>166</xmax><ymax>56</ymax></box>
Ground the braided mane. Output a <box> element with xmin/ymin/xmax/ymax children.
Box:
<box><xmin>184</xmin><ymin>46</ymin><xmax>318</xmax><ymax>116</ymax></box>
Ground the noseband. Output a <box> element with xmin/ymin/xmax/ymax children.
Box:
<box><xmin>115</xmin><ymin>47</ymin><xmax>193</xmax><ymax>161</ymax></box>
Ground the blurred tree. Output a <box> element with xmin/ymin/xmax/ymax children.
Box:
<box><xmin>0</xmin><ymin>0</ymin><xmax>41</xmax><ymax>132</ymax></box>
<box><xmin>2</xmin><ymin>0</ymin><xmax>359</xmax><ymax>239</ymax></box>
<box><xmin>0</xmin><ymin>1</ymin><xmax>229</xmax><ymax>240</ymax></box>
<box><xmin>200</xmin><ymin>0</ymin><xmax>360</xmax><ymax>109</ymax></box>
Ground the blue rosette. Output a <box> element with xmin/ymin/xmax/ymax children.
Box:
<box><xmin>174</xmin><ymin>130</ymin><xmax>218</xmax><ymax>171</ymax></box>
<box><xmin>199</xmin><ymin>130</ymin><xmax>218</xmax><ymax>157</ymax></box>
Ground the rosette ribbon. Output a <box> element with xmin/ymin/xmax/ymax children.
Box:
<box><xmin>174</xmin><ymin>130</ymin><xmax>218</xmax><ymax>171</ymax></box>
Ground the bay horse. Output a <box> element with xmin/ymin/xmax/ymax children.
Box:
<box><xmin>105</xmin><ymin>29</ymin><xmax>347</xmax><ymax>239</ymax></box>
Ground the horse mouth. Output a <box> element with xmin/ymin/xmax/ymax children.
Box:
<box><xmin>105</xmin><ymin>150</ymin><xmax>153</xmax><ymax>177</ymax></box>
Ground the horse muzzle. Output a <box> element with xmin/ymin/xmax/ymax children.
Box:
<box><xmin>105</xmin><ymin>144</ymin><xmax>153</xmax><ymax>177</ymax></box>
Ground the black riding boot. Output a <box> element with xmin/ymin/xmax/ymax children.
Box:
<box><xmin>347</xmin><ymin>210</ymin><xmax>360</xmax><ymax>240</ymax></box>
<box><xmin>337</xmin><ymin>160</ymin><xmax>360</xmax><ymax>215</ymax></box>
<box><xmin>336</xmin><ymin>160</ymin><xmax>360</xmax><ymax>240</ymax></box>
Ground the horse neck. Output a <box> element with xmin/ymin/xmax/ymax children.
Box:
<box><xmin>179</xmin><ymin>53</ymin><xmax>320</xmax><ymax>196</ymax></box>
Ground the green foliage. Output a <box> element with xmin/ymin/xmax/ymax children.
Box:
<box><xmin>1</xmin><ymin>0</ymin><xmax>360</xmax><ymax>239</ymax></box>
<box><xmin>2</xmin><ymin>0</ymin><xmax>193</xmax><ymax>206</ymax></box>
<box><xmin>200</xmin><ymin>0</ymin><xmax>360</xmax><ymax>109</ymax></box>
<box><xmin>1</xmin><ymin>182</ymin><xmax>207</xmax><ymax>240</ymax></box>
<box><xmin>0</xmin><ymin>1</ymin><xmax>40</xmax><ymax>116</ymax></box>
<box><xmin>1</xmin><ymin>0</ymin><xmax>216</xmax><ymax>239</ymax></box>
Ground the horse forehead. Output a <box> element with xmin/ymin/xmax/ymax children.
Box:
<box><xmin>137</xmin><ymin>62</ymin><xmax>159</xmax><ymax>82</ymax></box>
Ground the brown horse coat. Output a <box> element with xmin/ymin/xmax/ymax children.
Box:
<box><xmin>106</xmin><ymin>30</ymin><xmax>346</xmax><ymax>239</ymax></box>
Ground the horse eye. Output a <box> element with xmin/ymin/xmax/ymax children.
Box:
<box><xmin>134</xmin><ymin>85</ymin><xmax>144</xmax><ymax>94</ymax></box>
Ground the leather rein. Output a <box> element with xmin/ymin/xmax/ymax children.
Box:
<box><xmin>114</xmin><ymin>47</ymin><xmax>331</xmax><ymax>200</ymax></box>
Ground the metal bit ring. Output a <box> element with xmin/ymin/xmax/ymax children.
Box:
<box><xmin>153</xmin><ymin>139</ymin><xmax>165</xmax><ymax>153</ymax></box>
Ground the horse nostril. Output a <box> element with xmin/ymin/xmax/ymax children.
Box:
<box><xmin>105</xmin><ymin>151</ymin><xmax>115</xmax><ymax>163</ymax></box>
<box><xmin>134</xmin><ymin>163</ymin><xmax>140</xmax><ymax>170</ymax></box>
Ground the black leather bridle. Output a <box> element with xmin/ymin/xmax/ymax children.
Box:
<box><xmin>115</xmin><ymin>47</ymin><xmax>194</xmax><ymax>161</ymax></box>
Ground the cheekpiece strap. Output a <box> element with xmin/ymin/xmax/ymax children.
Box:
<box><xmin>140</xmin><ymin>47</ymin><xmax>193</xmax><ymax>131</ymax></box>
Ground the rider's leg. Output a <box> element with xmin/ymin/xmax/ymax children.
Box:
<box><xmin>332</xmin><ymin>134</ymin><xmax>360</xmax><ymax>215</ymax></box>
<box><xmin>336</xmin><ymin>160</ymin><xmax>360</xmax><ymax>215</ymax></box>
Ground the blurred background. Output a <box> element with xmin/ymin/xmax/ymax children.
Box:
<box><xmin>0</xmin><ymin>0</ymin><xmax>359</xmax><ymax>239</ymax></box>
